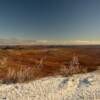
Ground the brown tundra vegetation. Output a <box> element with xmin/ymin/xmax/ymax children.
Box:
<box><xmin>0</xmin><ymin>45</ymin><xmax>99</xmax><ymax>83</ymax></box>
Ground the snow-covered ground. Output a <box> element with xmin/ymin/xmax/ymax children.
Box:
<box><xmin>0</xmin><ymin>70</ymin><xmax>100</xmax><ymax>100</ymax></box>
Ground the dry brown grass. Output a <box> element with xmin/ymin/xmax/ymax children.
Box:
<box><xmin>5</xmin><ymin>65</ymin><xmax>39</xmax><ymax>83</ymax></box>
<box><xmin>0</xmin><ymin>46</ymin><xmax>99</xmax><ymax>83</ymax></box>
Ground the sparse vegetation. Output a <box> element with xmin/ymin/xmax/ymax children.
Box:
<box><xmin>5</xmin><ymin>65</ymin><xmax>38</xmax><ymax>83</ymax></box>
<box><xmin>0</xmin><ymin>45</ymin><xmax>99</xmax><ymax>83</ymax></box>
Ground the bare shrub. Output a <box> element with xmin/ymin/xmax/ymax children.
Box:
<box><xmin>68</xmin><ymin>55</ymin><xmax>81</xmax><ymax>74</ymax></box>
<box><xmin>60</xmin><ymin>55</ymin><xmax>86</xmax><ymax>76</ymax></box>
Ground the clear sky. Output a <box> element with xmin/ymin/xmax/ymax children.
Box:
<box><xmin>0</xmin><ymin>0</ymin><xmax>100</xmax><ymax>41</ymax></box>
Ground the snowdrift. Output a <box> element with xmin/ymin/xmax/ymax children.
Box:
<box><xmin>0</xmin><ymin>70</ymin><xmax>100</xmax><ymax>100</ymax></box>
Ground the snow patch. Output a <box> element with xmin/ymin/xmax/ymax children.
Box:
<box><xmin>0</xmin><ymin>71</ymin><xmax>100</xmax><ymax>100</ymax></box>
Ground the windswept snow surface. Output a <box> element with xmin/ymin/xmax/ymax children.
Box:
<box><xmin>0</xmin><ymin>71</ymin><xmax>100</xmax><ymax>100</ymax></box>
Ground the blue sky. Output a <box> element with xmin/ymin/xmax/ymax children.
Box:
<box><xmin>0</xmin><ymin>0</ymin><xmax>100</xmax><ymax>41</ymax></box>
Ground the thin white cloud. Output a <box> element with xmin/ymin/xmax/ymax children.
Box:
<box><xmin>0</xmin><ymin>39</ymin><xmax>99</xmax><ymax>45</ymax></box>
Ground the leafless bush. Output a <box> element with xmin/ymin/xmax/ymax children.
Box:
<box><xmin>68</xmin><ymin>55</ymin><xmax>81</xmax><ymax>74</ymax></box>
<box><xmin>60</xmin><ymin>55</ymin><xmax>87</xmax><ymax>76</ymax></box>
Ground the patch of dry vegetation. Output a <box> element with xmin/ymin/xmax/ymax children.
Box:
<box><xmin>0</xmin><ymin>46</ymin><xmax>99</xmax><ymax>83</ymax></box>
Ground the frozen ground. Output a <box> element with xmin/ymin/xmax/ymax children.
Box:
<box><xmin>0</xmin><ymin>70</ymin><xmax>100</xmax><ymax>100</ymax></box>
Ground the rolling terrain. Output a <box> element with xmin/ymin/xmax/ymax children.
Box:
<box><xmin>0</xmin><ymin>45</ymin><xmax>99</xmax><ymax>83</ymax></box>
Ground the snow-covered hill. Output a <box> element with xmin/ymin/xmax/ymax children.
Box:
<box><xmin>0</xmin><ymin>70</ymin><xmax>100</xmax><ymax>100</ymax></box>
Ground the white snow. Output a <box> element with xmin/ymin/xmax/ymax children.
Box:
<box><xmin>0</xmin><ymin>70</ymin><xmax>100</xmax><ymax>100</ymax></box>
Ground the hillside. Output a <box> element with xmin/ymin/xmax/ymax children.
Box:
<box><xmin>0</xmin><ymin>46</ymin><xmax>99</xmax><ymax>82</ymax></box>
